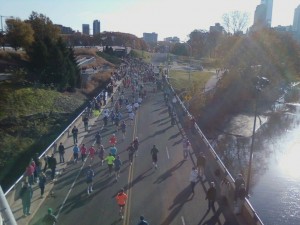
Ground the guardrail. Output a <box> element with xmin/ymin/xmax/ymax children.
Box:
<box><xmin>4</xmin><ymin>88</ymin><xmax>109</xmax><ymax>197</ymax></box>
<box><xmin>165</xmin><ymin>77</ymin><xmax>264</xmax><ymax>225</ymax></box>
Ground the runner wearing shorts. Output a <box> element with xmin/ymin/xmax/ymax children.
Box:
<box><xmin>151</xmin><ymin>145</ymin><xmax>159</xmax><ymax>169</ymax></box>
<box><xmin>116</xmin><ymin>189</ymin><xmax>128</xmax><ymax>220</ymax></box>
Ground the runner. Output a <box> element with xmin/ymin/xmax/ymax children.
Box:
<box><xmin>133</xmin><ymin>137</ymin><xmax>139</xmax><ymax>157</ymax></box>
<box><xmin>83</xmin><ymin>115</ymin><xmax>89</xmax><ymax>131</ymax></box>
<box><xmin>95</xmin><ymin>131</ymin><xmax>102</xmax><ymax>147</ymax></box>
<box><xmin>98</xmin><ymin>145</ymin><xmax>105</xmax><ymax>166</ymax></box>
<box><xmin>151</xmin><ymin>145</ymin><xmax>159</xmax><ymax>169</ymax></box>
<box><xmin>73</xmin><ymin>144</ymin><xmax>79</xmax><ymax>163</ymax></box>
<box><xmin>182</xmin><ymin>137</ymin><xmax>191</xmax><ymax>160</ymax></box>
<box><xmin>80</xmin><ymin>144</ymin><xmax>87</xmax><ymax>163</ymax></box>
<box><xmin>72</xmin><ymin>126</ymin><xmax>78</xmax><ymax>144</ymax></box>
<box><xmin>104</xmin><ymin>153</ymin><xmax>115</xmax><ymax>176</ymax></box>
<box><xmin>128</xmin><ymin>111</ymin><xmax>135</xmax><ymax>126</ymax></box>
<box><xmin>114</xmin><ymin>155</ymin><xmax>122</xmax><ymax>181</ymax></box>
<box><xmin>197</xmin><ymin>152</ymin><xmax>206</xmax><ymax>180</ymax></box>
<box><xmin>127</xmin><ymin>143</ymin><xmax>135</xmax><ymax>165</ymax></box>
<box><xmin>110</xmin><ymin>144</ymin><xmax>118</xmax><ymax>157</ymax></box>
<box><xmin>89</xmin><ymin>145</ymin><xmax>96</xmax><ymax>163</ymax></box>
<box><xmin>137</xmin><ymin>215</ymin><xmax>149</xmax><ymax>225</ymax></box>
<box><xmin>86</xmin><ymin>165</ymin><xmax>94</xmax><ymax>195</ymax></box>
<box><xmin>120</xmin><ymin>121</ymin><xmax>127</xmax><ymax>140</ymax></box>
<box><xmin>109</xmin><ymin>134</ymin><xmax>117</xmax><ymax>146</ymax></box>
<box><xmin>115</xmin><ymin>188</ymin><xmax>128</xmax><ymax>220</ymax></box>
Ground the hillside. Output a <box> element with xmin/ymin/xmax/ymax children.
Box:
<box><xmin>0</xmin><ymin>48</ymin><xmax>116</xmax><ymax>190</ymax></box>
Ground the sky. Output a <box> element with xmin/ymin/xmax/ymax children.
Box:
<box><xmin>1</xmin><ymin>0</ymin><xmax>300</xmax><ymax>41</ymax></box>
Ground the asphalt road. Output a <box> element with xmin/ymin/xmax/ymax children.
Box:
<box><xmin>29</xmin><ymin>80</ymin><xmax>238</xmax><ymax>225</ymax></box>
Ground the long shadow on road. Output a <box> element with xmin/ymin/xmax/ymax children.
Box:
<box><xmin>153</xmin><ymin>160</ymin><xmax>185</xmax><ymax>184</ymax></box>
<box><xmin>160</xmin><ymin>185</ymin><xmax>194</xmax><ymax>225</ymax></box>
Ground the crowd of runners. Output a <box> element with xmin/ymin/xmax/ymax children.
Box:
<box><xmin>17</xmin><ymin>56</ymin><xmax>246</xmax><ymax>224</ymax></box>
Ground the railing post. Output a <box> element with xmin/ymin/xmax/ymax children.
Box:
<box><xmin>0</xmin><ymin>186</ymin><xmax>17</xmax><ymax>225</ymax></box>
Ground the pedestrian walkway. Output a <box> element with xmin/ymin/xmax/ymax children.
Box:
<box><xmin>8</xmin><ymin>79</ymin><xmax>122</xmax><ymax>225</ymax></box>
<box><xmin>7</xmin><ymin>59</ymin><xmax>253</xmax><ymax>225</ymax></box>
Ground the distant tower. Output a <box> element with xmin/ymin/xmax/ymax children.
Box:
<box><xmin>261</xmin><ymin>0</ymin><xmax>273</xmax><ymax>27</ymax></box>
<box><xmin>293</xmin><ymin>5</ymin><xmax>300</xmax><ymax>41</ymax></box>
<box><xmin>252</xmin><ymin>0</ymin><xmax>273</xmax><ymax>30</ymax></box>
<box><xmin>293</xmin><ymin>5</ymin><xmax>300</xmax><ymax>31</ymax></box>
<box><xmin>82</xmin><ymin>24</ymin><xmax>90</xmax><ymax>35</ymax></box>
<box><xmin>93</xmin><ymin>20</ymin><xmax>101</xmax><ymax>35</ymax></box>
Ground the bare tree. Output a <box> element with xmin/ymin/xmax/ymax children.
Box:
<box><xmin>222</xmin><ymin>11</ymin><xmax>249</xmax><ymax>35</ymax></box>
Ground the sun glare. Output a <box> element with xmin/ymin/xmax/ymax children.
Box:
<box><xmin>279</xmin><ymin>145</ymin><xmax>300</xmax><ymax>179</ymax></box>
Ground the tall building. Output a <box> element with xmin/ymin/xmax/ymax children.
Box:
<box><xmin>293</xmin><ymin>5</ymin><xmax>300</xmax><ymax>42</ymax></box>
<box><xmin>209</xmin><ymin>23</ymin><xmax>225</xmax><ymax>33</ymax></box>
<box><xmin>293</xmin><ymin>5</ymin><xmax>300</xmax><ymax>32</ymax></box>
<box><xmin>252</xmin><ymin>0</ymin><xmax>273</xmax><ymax>30</ymax></box>
<box><xmin>164</xmin><ymin>37</ymin><xmax>180</xmax><ymax>43</ymax></box>
<box><xmin>143</xmin><ymin>32</ymin><xmax>158</xmax><ymax>43</ymax></box>
<box><xmin>55</xmin><ymin>24</ymin><xmax>75</xmax><ymax>34</ymax></box>
<box><xmin>93</xmin><ymin>20</ymin><xmax>101</xmax><ymax>35</ymax></box>
<box><xmin>82</xmin><ymin>24</ymin><xmax>90</xmax><ymax>35</ymax></box>
<box><xmin>261</xmin><ymin>0</ymin><xmax>273</xmax><ymax>27</ymax></box>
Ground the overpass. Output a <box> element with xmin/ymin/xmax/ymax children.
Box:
<box><xmin>2</xmin><ymin>64</ymin><xmax>263</xmax><ymax>225</ymax></box>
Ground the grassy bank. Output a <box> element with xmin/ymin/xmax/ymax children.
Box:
<box><xmin>169</xmin><ymin>70</ymin><xmax>213</xmax><ymax>93</ymax></box>
<box><xmin>0</xmin><ymin>82</ymin><xmax>87</xmax><ymax>190</ymax></box>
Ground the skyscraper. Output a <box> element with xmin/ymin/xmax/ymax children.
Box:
<box><xmin>82</xmin><ymin>24</ymin><xmax>90</xmax><ymax>35</ymax></box>
<box><xmin>252</xmin><ymin>0</ymin><xmax>273</xmax><ymax>30</ymax></box>
<box><xmin>261</xmin><ymin>0</ymin><xmax>273</xmax><ymax>27</ymax></box>
<box><xmin>293</xmin><ymin>5</ymin><xmax>300</xmax><ymax>41</ymax></box>
<box><xmin>93</xmin><ymin>20</ymin><xmax>101</xmax><ymax>35</ymax></box>
<box><xmin>293</xmin><ymin>5</ymin><xmax>300</xmax><ymax>32</ymax></box>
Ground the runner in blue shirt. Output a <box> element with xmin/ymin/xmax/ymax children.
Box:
<box><xmin>114</xmin><ymin>155</ymin><xmax>122</xmax><ymax>181</ymax></box>
<box><xmin>86</xmin><ymin>165</ymin><xmax>94</xmax><ymax>195</ymax></box>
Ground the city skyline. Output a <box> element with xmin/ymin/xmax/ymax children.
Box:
<box><xmin>1</xmin><ymin>0</ymin><xmax>300</xmax><ymax>40</ymax></box>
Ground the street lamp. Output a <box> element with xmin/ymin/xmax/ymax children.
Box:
<box><xmin>246</xmin><ymin>75</ymin><xmax>270</xmax><ymax>195</ymax></box>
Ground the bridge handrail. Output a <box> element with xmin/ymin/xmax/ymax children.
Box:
<box><xmin>165</xmin><ymin>77</ymin><xmax>264</xmax><ymax>225</ymax></box>
<box><xmin>4</xmin><ymin>89</ymin><xmax>106</xmax><ymax>196</ymax></box>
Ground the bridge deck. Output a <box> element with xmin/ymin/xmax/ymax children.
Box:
<box><xmin>10</xmin><ymin>79</ymin><xmax>248</xmax><ymax>225</ymax></box>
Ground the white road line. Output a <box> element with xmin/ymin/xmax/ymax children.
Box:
<box><xmin>166</xmin><ymin>146</ymin><xmax>170</xmax><ymax>159</ymax></box>
<box><xmin>56</xmin><ymin>158</ymin><xmax>87</xmax><ymax>218</ymax></box>
<box><xmin>181</xmin><ymin>216</ymin><xmax>186</xmax><ymax>225</ymax></box>
<box><xmin>57</xmin><ymin>141</ymin><xmax>97</xmax><ymax>218</ymax></box>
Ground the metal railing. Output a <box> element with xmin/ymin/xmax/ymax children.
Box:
<box><xmin>4</xmin><ymin>88</ymin><xmax>108</xmax><ymax>196</ymax></box>
<box><xmin>165</xmin><ymin>77</ymin><xmax>264</xmax><ymax>225</ymax></box>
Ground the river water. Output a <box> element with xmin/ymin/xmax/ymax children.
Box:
<box><xmin>213</xmin><ymin>109</ymin><xmax>300</xmax><ymax>225</ymax></box>
<box><xmin>250</xmin><ymin>117</ymin><xmax>300</xmax><ymax>225</ymax></box>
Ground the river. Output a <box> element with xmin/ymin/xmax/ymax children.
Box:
<box><xmin>250</xmin><ymin>115</ymin><xmax>300</xmax><ymax>225</ymax></box>
<box><xmin>213</xmin><ymin>108</ymin><xmax>300</xmax><ymax>225</ymax></box>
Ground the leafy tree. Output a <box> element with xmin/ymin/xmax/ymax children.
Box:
<box><xmin>0</xmin><ymin>32</ymin><xmax>6</xmax><ymax>50</ymax></box>
<box><xmin>26</xmin><ymin>11</ymin><xmax>59</xmax><ymax>42</ymax></box>
<box><xmin>198</xmin><ymin>29</ymin><xmax>300</xmax><ymax>134</ymax></box>
<box><xmin>222</xmin><ymin>11</ymin><xmax>249</xmax><ymax>35</ymax></box>
<box><xmin>5</xmin><ymin>18</ymin><xmax>34</xmax><ymax>50</ymax></box>
<box><xmin>171</xmin><ymin>43</ymin><xmax>189</xmax><ymax>56</ymax></box>
<box><xmin>188</xmin><ymin>29</ymin><xmax>209</xmax><ymax>58</ymax></box>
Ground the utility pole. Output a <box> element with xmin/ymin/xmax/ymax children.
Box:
<box><xmin>0</xmin><ymin>186</ymin><xmax>17</xmax><ymax>225</ymax></box>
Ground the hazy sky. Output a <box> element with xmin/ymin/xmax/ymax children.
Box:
<box><xmin>1</xmin><ymin>0</ymin><xmax>299</xmax><ymax>40</ymax></box>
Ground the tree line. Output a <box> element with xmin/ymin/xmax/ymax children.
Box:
<box><xmin>2</xmin><ymin>12</ymin><xmax>80</xmax><ymax>91</ymax></box>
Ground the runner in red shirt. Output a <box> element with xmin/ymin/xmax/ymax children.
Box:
<box><xmin>88</xmin><ymin>145</ymin><xmax>96</xmax><ymax>163</ymax></box>
<box><xmin>115</xmin><ymin>188</ymin><xmax>128</xmax><ymax>220</ymax></box>
<box><xmin>109</xmin><ymin>134</ymin><xmax>117</xmax><ymax>146</ymax></box>
<box><xmin>80</xmin><ymin>144</ymin><xmax>87</xmax><ymax>162</ymax></box>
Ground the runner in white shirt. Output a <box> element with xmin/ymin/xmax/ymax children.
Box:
<box><xmin>133</xmin><ymin>102</ymin><xmax>139</xmax><ymax>111</ymax></box>
<box><xmin>126</xmin><ymin>104</ymin><xmax>133</xmax><ymax>113</ymax></box>
<box><xmin>128</xmin><ymin>111</ymin><xmax>135</xmax><ymax>126</ymax></box>
<box><xmin>138</xmin><ymin>97</ymin><xmax>142</xmax><ymax>105</ymax></box>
